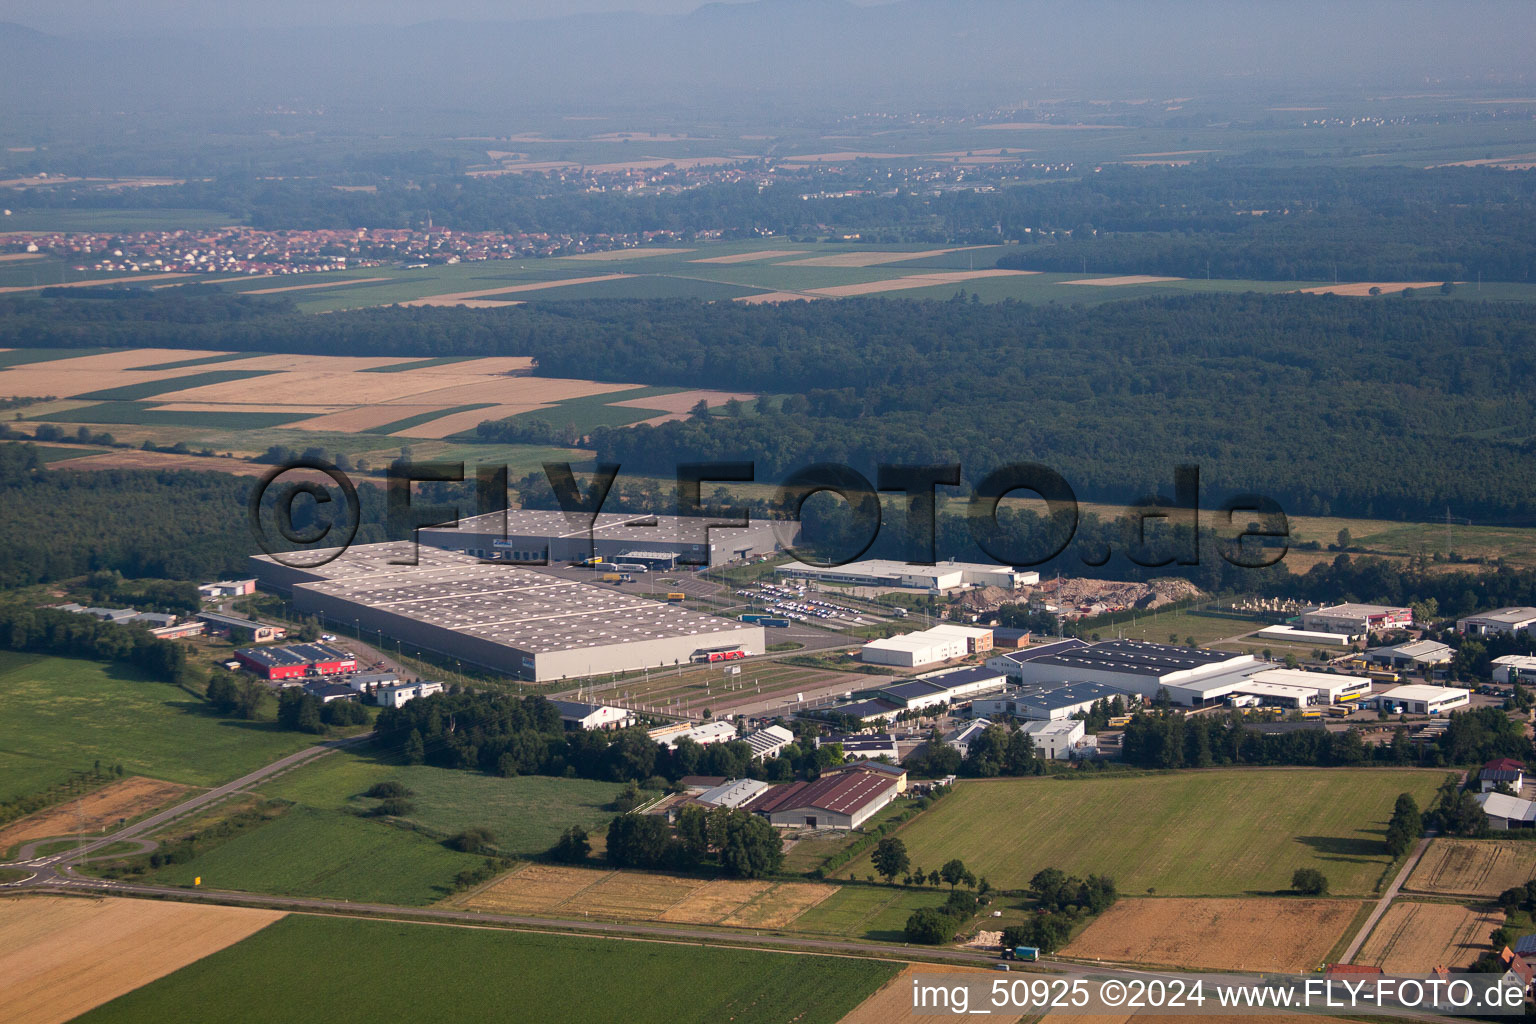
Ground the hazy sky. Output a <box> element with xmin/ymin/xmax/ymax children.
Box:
<box><xmin>0</xmin><ymin>0</ymin><xmax>838</xmax><ymax>33</ymax></box>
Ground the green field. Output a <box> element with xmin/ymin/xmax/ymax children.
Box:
<box><xmin>144</xmin><ymin>804</ymin><xmax>481</xmax><ymax>905</ymax></box>
<box><xmin>889</xmin><ymin>769</ymin><xmax>1450</xmax><ymax>897</ymax></box>
<box><xmin>258</xmin><ymin>747</ymin><xmax>627</xmax><ymax>858</ymax></box>
<box><xmin>0</xmin><ymin>652</ymin><xmax>314</xmax><ymax>801</ymax></box>
<box><xmin>133</xmin><ymin>352</ymin><xmax>255</xmax><ymax>371</ymax></box>
<box><xmin>0</xmin><ymin>347</ymin><xmax>111</xmax><ymax>368</ymax></box>
<box><xmin>75</xmin><ymin>915</ymin><xmax>897</xmax><ymax>1024</ymax></box>
<box><xmin>29</xmin><ymin>401</ymin><xmax>311</xmax><ymax>429</ymax></box>
<box><xmin>508</xmin><ymin>386</ymin><xmax>689</xmax><ymax>432</ymax></box>
<box><xmin>359</xmin><ymin>356</ymin><xmax>478</xmax><ymax>373</ymax></box>
<box><xmin>1082</xmin><ymin>609</ymin><xmax>1266</xmax><ymax>645</ymax></box>
<box><xmin>789</xmin><ymin>885</ymin><xmax>945</xmax><ymax>942</ymax></box>
<box><xmin>3</xmin><ymin>442</ymin><xmax>108</xmax><ymax>462</ymax></box>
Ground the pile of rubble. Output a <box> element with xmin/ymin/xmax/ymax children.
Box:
<box><xmin>1039</xmin><ymin>576</ymin><xmax>1203</xmax><ymax>612</ymax></box>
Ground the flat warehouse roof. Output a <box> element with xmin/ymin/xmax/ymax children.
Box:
<box><xmin>256</xmin><ymin>544</ymin><xmax>758</xmax><ymax>656</ymax></box>
<box><xmin>424</xmin><ymin>508</ymin><xmax>778</xmax><ymax>546</ymax></box>
<box><xmin>1379</xmin><ymin>684</ymin><xmax>1470</xmax><ymax>702</ymax></box>
<box><xmin>1029</xmin><ymin>639</ymin><xmax>1248</xmax><ymax>676</ymax></box>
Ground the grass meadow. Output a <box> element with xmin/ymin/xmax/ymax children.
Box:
<box><xmin>0</xmin><ymin>652</ymin><xmax>313</xmax><ymax>802</ymax></box>
<box><xmin>73</xmin><ymin>915</ymin><xmax>899</xmax><ymax>1024</ymax></box>
<box><xmin>890</xmin><ymin>768</ymin><xmax>1450</xmax><ymax>897</ymax></box>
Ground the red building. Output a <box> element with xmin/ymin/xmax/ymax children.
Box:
<box><xmin>235</xmin><ymin>642</ymin><xmax>357</xmax><ymax>681</ymax></box>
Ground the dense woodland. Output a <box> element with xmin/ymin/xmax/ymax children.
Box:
<box><xmin>7</xmin><ymin>290</ymin><xmax>1536</xmax><ymax>521</ymax></box>
<box><xmin>8</xmin><ymin>164</ymin><xmax>1536</xmax><ymax>281</ymax></box>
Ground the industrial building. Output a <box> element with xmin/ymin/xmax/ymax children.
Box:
<box><xmin>985</xmin><ymin>638</ymin><xmax>1092</xmax><ymax>679</ymax></box>
<box><xmin>1366</xmin><ymin>640</ymin><xmax>1454</xmax><ymax>673</ymax></box>
<box><xmin>830</xmin><ymin>698</ymin><xmax>903</xmax><ymax>724</ymax></box>
<box><xmin>821</xmin><ymin>733</ymin><xmax>900</xmax><ymax>761</ymax></box>
<box><xmin>1457</xmin><ymin>607</ymin><xmax>1536</xmax><ymax>637</ymax></box>
<box><xmin>970</xmin><ymin>680</ymin><xmax>1135</xmax><ymax>722</ymax></box>
<box><xmin>694</xmin><ymin>778</ymin><xmax>771</xmax><ymax>809</ymax></box>
<box><xmin>775</xmin><ymin>558</ymin><xmax>1039</xmax><ymax>592</ymax></box>
<box><xmin>943</xmin><ymin>718</ymin><xmax>992</xmax><ymax>757</ymax></box>
<box><xmin>1370</xmin><ymin>683</ymin><xmax>1471</xmax><ymax>715</ymax></box>
<box><xmin>418</xmin><ymin>508</ymin><xmax>789</xmax><ymax>569</ymax></box>
<box><xmin>1253</xmin><ymin>624</ymin><xmax>1354</xmax><ymax>647</ymax></box>
<box><xmin>649</xmin><ymin>720</ymin><xmax>739</xmax><ymax>748</ymax></box>
<box><xmin>743</xmin><ymin>724</ymin><xmax>795</xmax><ymax>759</ymax></box>
<box><xmin>235</xmin><ymin>642</ymin><xmax>357</xmax><ymax>681</ymax></box>
<box><xmin>1494</xmin><ymin>656</ymin><xmax>1536</xmax><ymax>685</ymax></box>
<box><xmin>1301</xmin><ymin>603</ymin><xmax>1413</xmax><ymax>636</ymax></box>
<box><xmin>999</xmin><ymin>639</ymin><xmax>1260</xmax><ymax>707</ymax></box>
<box><xmin>1238</xmin><ymin>668</ymin><xmax>1373</xmax><ymax>705</ymax></box>
<box><xmin>373</xmin><ymin>680</ymin><xmax>444</xmax><ymax>708</ymax></box>
<box><xmin>1476</xmin><ymin>791</ymin><xmax>1536</xmax><ymax>830</ymax></box>
<box><xmin>875</xmin><ymin>666</ymin><xmax>1006</xmax><ymax>710</ymax></box>
<box><xmin>197</xmin><ymin>611</ymin><xmax>286</xmax><ymax>643</ymax></box>
<box><xmin>547</xmin><ymin>699</ymin><xmax>636</xmax><ymax>731</ymax></box>
<box><xmin>745</xmin><ymin>770</ymin><xmax>898</xmax><ymax>829</ymax></box>
<box><xmin>1020</xmin><ymin>718</ymin><xmax>1087</xmax><ymax>760</ymax></box>
<box><xmin>198</xmin><ymin>579</ymin><xmax>256</xmax><ymax>600</ymax></box>
<box><xmin>251</xmin><ymin>542</ymin><xmax>765</xmax><ymax>683</ymax></box>
<box><xmin>824</xmin><ymin>759</ymin><xmax>908</xmax><ymax>792</ymax></box>
<box><xmin>860</xmin><ymin>624</ymin><xmax>991</xmax><ymax>667</ymax></box>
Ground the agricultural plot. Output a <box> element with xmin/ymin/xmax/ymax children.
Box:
<box><xmin>0</xmin><ymin>652</ymin><xmax>314</xmax><ymax>801</ymax></box>
<box><xmin>1406</xmin><ymin>839</ymin><xmax>1536</xmax><ymax>898</ymax></box>
<box><xmin>1063</xmin><ymin>897</ymin><xmax>1361</xmax><ymax>971</ymax></box>
<box><xmin>461</xmin><ymin>863</ymin><xmax>841</xmax><ymax>929</ymax></box>
<box><xmin>891</xmin><ymin>770</ymin><xmax>1449</xmax><ymax>896</ymax></box>
<box><xmin>257</xmin><ymin>749</ymin><xmax>627</xmax><ymax>858</ymax></box>
<box><xmin>0</xmin><ymin>895</ymin><xmax>283</xmax><ymax>1024</ymax></box>
<box><xmin>74</xmin><ymin>915</ymin><xmax>897</xmax><ymax>1024</ymax></box>
<box><xmin>788</xmin><ymin>885</ymin><xmax>942</xmax><ymax>942</ymax></box>
<box><xmin>145</xmin><ymin>805</ymin><xmax>483</xmax><ymax>905</ymax></box>
<box><xmin>840</xmin><ymin>964</ymin><xmax>1026</xmax><ymax>1024</ymax></box>
<box><xmin>1356</xmin><ymin>902</ymin><xmax>1502</xmax><ymax>974</ymax></box>
<box><xmin>0</xmin><ymin>777</ymin><xmax>191</xmax><ymax>855</ymax></box>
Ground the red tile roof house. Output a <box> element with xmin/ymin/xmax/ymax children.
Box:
<box><xmin>1482</xmin><ymin>758</ymin><xmax>1527</xmax><ymax>793</ymax></box>
<box><xmin>744</xmin><ymin>771</ymin><xmax>898</xmax><ymax>830</ymax></box>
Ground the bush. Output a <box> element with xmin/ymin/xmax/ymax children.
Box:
<box><xmin>1291</xmin><ymin>868</ymin><xmax>1328</xmax><ymax>895</ymax></box>
<box><xmin>448</xmin><ymin>826</ymin><xmax>498</xmax><ymax>855</ymax></box>
<box><xmin>374</xmin><ymin>797</ymin><xmax>415</xmax><ymax>817</ymax></box>
<box><xmin>549</xmin><ymin>825</ymin><xmax>591</xmax><ymax>863</ymax></box>
<box><xmin>904</xmin><ymin>907</ymin><xmax>956</xmax><ymax>945</ymax></box>
<box><xmin>364</xmin><ymin>781</ymin><xmax>413</xmax><ymax>799</ymax></box>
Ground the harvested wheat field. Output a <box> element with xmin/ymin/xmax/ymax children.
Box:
<box><xmin>809</xmin><ymin>269</ymin><xmax>1035</xmax><ymax>297</ymax></box>
<box><xmin>391</xmin><ymin>403</ymin><xmax>552</xmax><ymax>438</ymax></box>
<box><xmin>840</xmin><ymin>964</ymin><xmax>1025</xmax><ymax>1024</ymax></box>
<box><xmin>733</xmin><ymin>290</ymin><xmax>820</xmax><ymax>304</ymax></box>
<box><xmin>152</xmin><ymin>402</ymin><xmax>343</xmax><ymax>414</ymax></box>
<box><xmin>561</xmin><ymin>871</ymin><xmax>701</xmax><ymax>918</ymax></box>
<box><xmin>0</xmin><ymin>895</ymin><xmax>283</xmax><ymax>1024</ymax></box>
<box><xmin>0</xmin><ymin>777</ymin><xmax>191</xmax><ymax>852</ymax></box>
<box><xmin>779</xmin><ymin>247</ymin><xmax>986</xmax><ymax>267</ymax></box>
<box><xmin>395</xmin><ymin>274</ymin><xmax>630</xmax><ymax>304</ymax></box>
<box><xmin>240</xmin><ymin>276</ymin><xmax>393</xmax><ymax>295</ymax></box>
<box><xmin>690</xmin><ymin>249</ymin><xmax>810</xmax><ymax>264</ymax></box>
<box><xmin>1407</xmin><ymin>839</ymin><xmax>1536</xmax><ymax>898</ymax></box>
<box><xmin>160</xmin><ymin>371</ymin><xmax>452</xmax><ymax>405</ymax></box>
<box><xmin>376</xmin><ymin>375</ymin><xmax>634</xmax><ymax>406</ymax></box>
<box><xmin>721</xmin><ymin>881</ymin><xmax>838</xmax><ymax>928</ymax></box>
<box><xmin>1064</xmin><ymin>275</ymin><xmax>1185</xmax><ymax>286</ymax></box>
<box><xmin>608</xmin><ymin>388</ymin><xmax>756</xmax><ymax>417</ymax></box>
<box><xmin>459</xmin><ymin>863</ymin><xmax>613</xmax><ymax>914</ymax></box>
<box><xmin>558</xmin><ymin>247</ymin><xmax>694</xmax><ymax>261</ymax></box>
<box><xmin>1357</xmin><ymin>902</ymin><xmax>1501</xmax><ymax>974</ymax></box>
<box><xmin>1294</xmin><ymin>281</ymin><xmax>1447</xmax><ymax>296</ymax></box>
<box><xmin>656</xmin><ymin>879</ymin><xmax>772</xmax><ymax>924</ymax></box>
<box><xmin>1063</xmin><ymin>897</ymin><xmax>1360</xmax><ymax>971</ymax></box>
<box><xmin>0</xmin><ymin>252</ymin><xmax>45</xmax><ymax>262</ymax></box>
<box><xmin>205</xmin><ymin>353</ymin><xmax>418</xmax><ymax>373</ymax></box>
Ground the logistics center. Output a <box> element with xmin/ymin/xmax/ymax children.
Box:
<box><xmin>252</xmin><ymin>542</ymin><xmax>765</xmax><ymax>683</ymax></box>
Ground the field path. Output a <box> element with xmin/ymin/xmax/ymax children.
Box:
<box><xmin>1339</xmin><ymin>833</ymin><xmax>1435</xmax><ymax>964</ymax></box>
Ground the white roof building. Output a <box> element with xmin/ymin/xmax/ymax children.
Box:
<box><xmin>374</xmin><ymin>680</ymin><xmax>445</xmax><ymax>708</ymax></box>
<box><xmin>1494</xmin><ymin>655</ymin><xmax>1536</xmax><ymax>684</ymax></box>
<box><xmin>695</xmin><ymin>778</ymin><xmax>771</xmax><ymax>809</ymax></box>
<box><xmin>1019</xmin><ymin>718</ymin><xmax>1087</xmax><ymax>760</ymax></box>
<box><xmin>777</xmin><ymin>558</ymin><xmax>1039</xmax><ymax>592</ymax></box>
<box><xmin>1477</xmin><ymin>791</ymin><xmax>1536</xmax><ymax>829</ymax></box>
<box><xmin>1301</xmin><ymin>603</ymin><xmax>1412</xmax><ymax>635</ymax></box>
<box><xmin>943</xmin><ymin>718</ymin><xmax>992</xmax><ymax>757</ymax></box>
<box><xmin>1458</xmin><ymin>608</ymin><xmax>1536</xmax><ymax>637</ymax></box>
<box><xmin>743</xmin><ymin>724</ymin><xmax>795</xmax><ymax>759</ymax></box>
<box><xmin>1372</xmin><ymin>684</ymin><xmax>1470</xmax><ymax>714</ymax></box>
<box><xmin>548</xmin><ymin>699</ymin><xmax>636</xmax><ymax>731</ymax></box>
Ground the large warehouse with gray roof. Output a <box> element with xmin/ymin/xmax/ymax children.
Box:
<box><xmin>250</xmin><ymin>542</ymin><xmax>764</xmax><ymax>683</ymax></box>
<box><xmin>418</xmin><ymin>508</ymin><xmax>790</xmax><ymax>569</ymax></box>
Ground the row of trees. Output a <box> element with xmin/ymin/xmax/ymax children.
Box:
<box><xmin>603</xmin><ymin>806</ymin><xmax>784</xmax><ymax>878</ymax></box>
<box><xmin>996</xmin><ymin>868</ymin><xmax>1120</xmax><ymax>954</ymax></box>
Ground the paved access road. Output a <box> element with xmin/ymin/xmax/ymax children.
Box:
<box><xmin>2</xmin><ymin>732</ymin><xmax>372</xmax><ymax>884</ymax></box>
